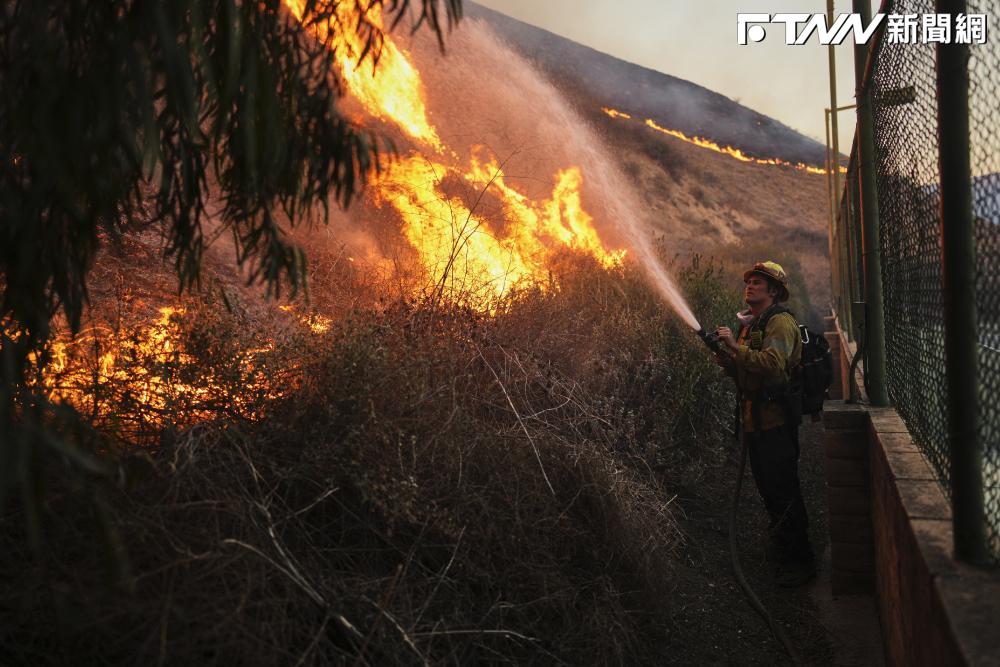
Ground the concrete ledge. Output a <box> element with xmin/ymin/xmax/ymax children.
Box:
<box><xmin>821</xmin><ymin>328</ymin><xmax>1000</xmax><ymax>664</ymax></box>
<box><xmin>937</xmin><ymin>568</ymin><xmax>1000</xmax><ymax>663</ymax></box>
<box><xmin>868</xmin><ymin>408</ymin><xmax>910</xmax><ymax>434</ymax></box>
<box><xmin>876</xmin><ymin>431</ymin><xmax>918</xmax><ymax>452</ymax></box>
<box><xmin>911</xmin><ymin>519</ymin><xmax>957</xmax><ymax>577</ymax></box>
<box><xmin>883</xmin><ymin>450</ymin><xmax>940</xmax><ymax>482</ymax></box>
<box><xmin>896</xmin><ymin>481</ymin><xmax>951</xmax><ymax>520</ymax></box>
<box><xmin>823</xmin><ymin>402</ymin><xmax>869</xmax><ymax>430</ymax></box>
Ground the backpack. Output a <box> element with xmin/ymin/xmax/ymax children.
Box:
<box><xmin>755</xmin><ymin>306</ymin><xmax>833</xmax><ymax>416</ymax></box>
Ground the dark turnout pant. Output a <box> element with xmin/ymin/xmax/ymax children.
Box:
<box><xmin>745</xmin><ymin>423</ymin><xmax>814</xmax><ymax>564</ymax></box>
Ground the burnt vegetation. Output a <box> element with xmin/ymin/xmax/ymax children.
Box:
<box><xmin>2</xmin><ymin>255</ymin><xmax>743</xmax><ymax>665</ymax></box>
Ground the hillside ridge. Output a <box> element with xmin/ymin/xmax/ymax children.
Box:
<box><xmin>467</xmin><ymin>2</ymin><xmax>832</xmax><ymax>167</ymax></box>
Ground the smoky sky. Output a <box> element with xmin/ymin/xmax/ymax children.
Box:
<box><xmin>473</xmin><ymin>0</ymin><xmax>881</xmax><ymax>156</ymax></box>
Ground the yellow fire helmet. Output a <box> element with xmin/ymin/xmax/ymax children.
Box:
<box><xmin>743</xmin><ymin>261</ymin><xmax>790</xmax><ymax>302</ymax></box>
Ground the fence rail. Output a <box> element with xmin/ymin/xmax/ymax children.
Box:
<box><xmin>831</xmin><ymin>0</ymin><xmax>999</xmax><ymax>563</ymax></box>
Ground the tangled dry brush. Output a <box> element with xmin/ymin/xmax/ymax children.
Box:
<box><xmin>1</xmin><ymin>254</ymin><xmax>741</xmax><ymax>665</ymax></box>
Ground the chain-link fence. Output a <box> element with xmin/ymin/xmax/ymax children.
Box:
<box><xmin>968</xmin><ymin>0</ymin><xmax>1000</xmax><ymax>563</ymax></box>
<box><xmin>835</xmin><ymin>144</ymin><xmax>863</xmax><ymax>343</ymax></box>
<box><xmin>833</xmin><ymin>0</ymin><xmax>999</xmax><ymax>562</ymax></box>
<box><xmin>870</xmin><ymin>0</ymin><xmax>950</xmax><ymax>497</ymax></box>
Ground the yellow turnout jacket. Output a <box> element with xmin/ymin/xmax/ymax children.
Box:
<box><xmin>734</xmin><ymin>307</ymin><xmax>801</xmax><ymax>433</ymax></box>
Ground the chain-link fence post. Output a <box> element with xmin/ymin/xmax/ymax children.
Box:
<box><xmin>836</xmin><ymin>108</ymin><xmax>859</xmax><ymax>340</ymax></box>
<box><xmin>845</xmin><ymin>140</ymin><xmax>863</xmax><ymax>327</ymax></box>
<box><xmin>826</xmin><ymin>108</ymin><xmax>841</xmax><ymax>322</ymax></box>
<box><xmin>827</xmin><ymin>0</ymin><xmax>845</xmax><ymax>328</ymax></box>
<box><xmin>854</xmin><ymin>0</ymin><xmax>890</xmax><ymax>406</ymax></box>
<box><xmin>936</xmin><ymin>0</ymin><xmax>987</xmax><ymax>564</ymax></box>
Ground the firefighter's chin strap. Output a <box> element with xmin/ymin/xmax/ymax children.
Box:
<box><xmin>730</xmin><ymin>391</ymin><xmax>803</xmax><ymax>665</ymax></box>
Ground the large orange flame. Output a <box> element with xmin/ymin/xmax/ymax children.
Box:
<box><xmin>286</xmin><ymin>1</ymin><xmax>623</xmax><ymax>302</ymax></box>
<box><xmin>464</xmin><ymin>152</ymin><xmax>622</xmax><ymax>270</ymax></box>
<box><xmin>42</xmin><ymin>8</ymin><xmax>627</xmax><ymax>418</ymax></box>
<box><xmin>42</xmin><ymin>306</ymin><xmax>216</xmax><ymax>428</ymax></box>
<box><xmin>285</xmin><ymin>0</ymin><xmax>443</xmax><ymax>151</ymax></box>
<box><xmin>373</xmin><ymin>152</ymin><xmax>623</xmax><ymax>301</ymax></box>
<box><xmin>41</xmin><ymin>303</ymin><xmax>333</xmax><ymax>426</ymax></box>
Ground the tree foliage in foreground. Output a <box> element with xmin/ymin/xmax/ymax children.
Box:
<box><xmin>1</xmin><ymin>0</ymin><xmax>460</xmax><ymax>342</ymax></box>
<box><xmin>0</xmin><ymin>0</ymin><xmax>459</xmax><ymax>517</ymax></box>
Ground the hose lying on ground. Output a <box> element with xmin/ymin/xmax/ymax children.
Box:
<box><xmin>729</xmin><ymin>435</ymin><xmax>804</xmax><ymax>666</ymax></box>
<box><xmin>696</xmin><ymin>325</ymin><xmax>803</xmax><ymax>664</ymax></box>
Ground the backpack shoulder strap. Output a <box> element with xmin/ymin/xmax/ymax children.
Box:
<box><xmin>753</xmin><ymin>304</ymin><xmax>792</xmax><ymax>334</ymax></box>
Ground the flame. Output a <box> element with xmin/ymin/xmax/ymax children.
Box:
<box><xmin>464</xmin><ymin>153</ymin><xmax>622</xmax><ymax>269</ymax></box>
<box><xmin>41</xmin><ymin>304</ymin><xmax>331</xmax><ymax>427</ymax></box>
<box><xmin>44</xmin><ymin>307</ymin><xmax>204</xmax><ymax>415</ymax></box>
<box><xmin>602</xmin><ymin>107</ymin><xmax>845</xmax><ymax>175</ymax></box>
<box><xmin>601</xmin><ymin>107</ymin><xmax>631</xmax><ymax>120</ymax></box>
<box><xmin>39</xmin><ymin>5</ymin><xmax>631</xmax><ymax>425</ymax></box>
<box><xmin>373</xmin><ymin>156</ymin><xmax>530</xmax><ymax>297</ymax></box>
<box><xmin>284</xmin><ymin>0</ymin><xmax>443</xmax><ymax>151</ymax></box>
<box><xmin>372</xmin><ymin>151</ymin><xmax>623</xmax><ymax>301</ymax></box>
<box><xmin>285</xmin><ymin>1</ymin><xmax>623</xmax><ymax>302</ymax></box>
<box><xmin>279</xmin><ymin>304</ymin><xmax>332</xmax><ymax>334</ymax></box>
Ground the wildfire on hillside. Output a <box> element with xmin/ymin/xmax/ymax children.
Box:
<box><xmin>42</xmin><ymin>2</ymin><xmax>631</xmax><ymax>418</ymax></box>
<box><xmin>603</xmin><ymin>108</ymin><xmax>632</xmax><ymax>120</ymax></box>
<box><xmin>601</xmin><ymin>107</ymin><xmax>846</xmax><ymax>176</ymax></box>
<box><xmin>372</xmin><ymin>151</ymin><xmax>625</xmax><ymax>301</ymax></box>
<box><xmin>288</xmin><ymin>1</ymin><xmax>625</xmax><ymax>303</ymax></box>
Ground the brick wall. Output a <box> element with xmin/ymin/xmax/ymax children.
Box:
<box><xmin>824</xmin><ymin>402</ymin><xmax>874</xmax><ymax>594</ymax></box>
<box><xmin>822</xmin><ymin>332</ymin><xmax>1000</xmax><ymax>665</ymax></box>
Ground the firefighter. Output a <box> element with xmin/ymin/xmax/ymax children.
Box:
<box><xmin>715</xmin><ymin>261</ymin><xmax>815</xmax><ymax>587</ymax></box>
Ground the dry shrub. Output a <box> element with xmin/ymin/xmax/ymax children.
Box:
<box><xmin>1</xmin><ymin>253</ymin><xmax>741</xmax><ymax>665</ymax></box>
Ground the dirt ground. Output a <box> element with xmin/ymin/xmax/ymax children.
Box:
<box><xmin>661</xmin><ymin>418</ymin><xmax>884</xmax><ymax>666</ymax></box>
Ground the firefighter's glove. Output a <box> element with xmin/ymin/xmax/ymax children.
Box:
<box><xmin>715</xmin><ymin>326</ymin><xmax>739</xmax><ymax>353</ymax></box>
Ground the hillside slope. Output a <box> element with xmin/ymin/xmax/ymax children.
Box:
<box><xmin>467</xmin><ymin>3</ymin><xmax>831</xmax><ymax>168</ymax></box>
<box><xmin>460</xmin><ymin>5</ymin><xmax>833</xmax><ymax>315</ymax></box>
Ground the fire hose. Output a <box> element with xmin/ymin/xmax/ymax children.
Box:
<box><xmin>696</xmin><ymin>328</ymin><xmax>803</xmax><ymax>666</ymax></box>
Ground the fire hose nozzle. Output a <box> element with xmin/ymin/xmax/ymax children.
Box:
<box><xmin>696</xmin><ymin>327</ymin><xmax>726</xmax><ymax>356</ymax></box>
